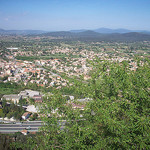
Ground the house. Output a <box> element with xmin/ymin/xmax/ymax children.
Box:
<box><xmin>8</xmin><ymin>77</ymin><xmax>17</xmax><ymax>82</ymax></box>
<box><xmin>19</xmin><ymin>91</ymin><xmax>29</xmax><ymax>99</ymax></box>
<box><xmin>25</xmin><ymin>90</ymin><xmax>40</xmax><ymax>98</ymax></box>
<box><xmin>67</xmin><ymin>103</ymin><xmax>85</xmax><ymax>110</ymax></box>
<box><xmin>33</xmin><ymin>95</ymin><xmax>43</xmax><ymax>103</ymax></box>
<box><xmin>22</xmin><ymin>112</ymin><xmax>31</xmax><ymax>120</ymax></box>
<box><xmin>21</xmin><ymin>130</ymin><xmax>29</xmax><ymax>135</ymax></box>
<box><xmin>2</xmin><ymin>94</ymin><xmax>22</xmax><ymax>104</ymax></box>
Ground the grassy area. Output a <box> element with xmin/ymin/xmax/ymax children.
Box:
<box><xmin>16</xmin><ymin>54</ymin><xmax>80</xmax><ymax>61</ymax></box>
<box><xmin>0</xmin><ymin>82</ymin><xmax>24</xmax><ymax>98</ymax></box>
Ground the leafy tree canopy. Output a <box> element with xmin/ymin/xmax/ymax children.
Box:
<box><xmin>11</xmin><ymin>58</ymin><xmax>150</xmax><ymax>150</ymax></box>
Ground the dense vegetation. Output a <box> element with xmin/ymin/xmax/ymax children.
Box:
<box><xmin>15</xmin><ymin>54</ymin><xmax>80</xmax><ymax>61</ymax></box>
<box><xmin>9</xmin><ymin>58</ymin><xmax>150</xmax><ymax>150</ymax></box>
<box><xmin>0</xmin><ymin>82</ymin><xmax>24</xmax><ymax>99</ymax></box>
<box><xmin>0</xmin><ymin>100</ymin><xmax>25</xmax><ymax>120</ymax></box>
<box><xmin>0</xmin><ymin>132</ymin><xmax>37</xmax><ymax>150</ymax></box>
<box><xmin>41</xmin><ymin>31</ymin><xmax>150</xmax><ymax>42</ymax></box>
<box><xmin>1</xmin><ymin>28</ymin><xmax>150</xmax><ymax>42</ymax></box>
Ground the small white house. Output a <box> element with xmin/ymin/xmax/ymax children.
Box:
<box><xmin>22</xmin><ymin>112</ymin><xmax>31</xmax><ymax>120</ymax></box>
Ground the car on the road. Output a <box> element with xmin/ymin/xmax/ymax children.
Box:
<box><xmin>16</xmin><ymin>122</ymin><xmax>22</xmax><ymax>125</ymax></box>
<box><xmin>25</xmin><ymin>126</ymin><xmax>31</xmax><ymax>130</ymax></box>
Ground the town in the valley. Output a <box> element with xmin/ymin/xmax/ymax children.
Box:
<box><xmin>0</xmin><ymin>35</ymin><xmax>149</xmax><ymax>136</ymax></box>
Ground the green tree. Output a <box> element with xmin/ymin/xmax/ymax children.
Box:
<box><xmin>31</xmin><ymin>113</ymin><xmax>38</xmax><ymax>121</ymax></box>
<box><xmin>6</xmin><ymin>112</ymin><xmax>14</xmax><ymax>119</ymax></box>
<box><xmin>19</xmin><ymin>98</ymin><xmax>28</xmax><ymax>106</ymax></box>
<box><xmin>0</xmin><ymin>110</ymin><xmax>5</xmax><ymax>118</ymax></box>
<box><xmin>11</xmin><ymin>58</ymin><xmax>150</xmax><ymax>149</ymax></box>
<box><xmin>0</xmin><ymin>133</ymin><xmax>12</xmax><ymax>150</ymax></box>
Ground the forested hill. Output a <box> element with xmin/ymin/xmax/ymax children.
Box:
<box><xmin>1</xmin><ymin>28</ymin><xmax>150</xmax><ymax>42</ymax></box>
<box><xmin>41</xmin><ymin>31</ymin><xmax>150</xmax><ymax>42</ymax></box>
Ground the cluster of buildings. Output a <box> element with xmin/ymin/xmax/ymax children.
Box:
<box><xmin>0</xmin><ymin>44</ymin><xmax>140</xmax><ymax>90</ymax></box>
<box><xmin>1</xmin><ymin>89</ymin><xmax>42</xmax><ymax>104</ymax></box>
<box><xmin>0</xmin><ymin>58</ymin><xmax>69</xmax><ymax>88</ymax></box>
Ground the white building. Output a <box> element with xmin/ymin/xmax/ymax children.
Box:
<box><xmin>22</xmin><ymin>112</ymin><xmax>31</xmax><ymax>120</ymax></box>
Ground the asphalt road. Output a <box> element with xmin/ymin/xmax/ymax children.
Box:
<box><xmin>0</xmin><ymin>120</ymin><xmax>68</xmax><ymax>134</ymax></box>
<box><xmin>0</xmin><ymin>121</ymin><xmax>43</xmax><ymax>133</ymax></box>
<box><xmin>0</xmin><ymin>127</ymin><xmax>38</xmax><ymax>130</ymax></box>
<box><xmin>0</xmin><ymin>124</ymin><xmax>42</xmax><ymax>127</ymax></box>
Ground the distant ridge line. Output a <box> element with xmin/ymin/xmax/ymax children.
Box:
<box><xmin>0</xmin><ymin>27</ymin><xmax>150</xmax><ymax>35</ymax></box>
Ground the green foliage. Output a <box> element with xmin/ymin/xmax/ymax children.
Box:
<box><xmin>7</xmin><ymin>58</ymin><xmax>150</xmax><ymax>149</ymax></box>
<box><xmin>15</xmin><ymin>53</ymin><xmax>80</xmax><ymax>61</ymax></box>
<box><xmin>19</xmin><ymin>98</ymin><xmax>28</xmax><ymax>106</ymax></box>
<box><xmin>8</xmin><ymin>132</ymin><xmax>38</xmax><ymax>150</ymax></box>
<box><xmin>0</xmin><ymin>82</ymin><xmax>24</xmax><ymax>98</ymax></box>
<box><xmin>0</xmin><ymin>109</ymin><xmax>5</xmax><ymax>118</ymax></box>
<box><xmin>28</xmin><ymin>98</ymin><xmax>35</xmax><ymax>105</ymax></box>
<box><xmin>0</xmin><ymin>133</ymin><xmax>12</xmax><ymax>150</ymax></box>
<box><xmin>1</xmin><ymin>101</ymin><xmax>25</xmax><ymax>120</ymax></box>
<box><xmin>30</xmin><ymin>113</ymin><xmax>38</xmax><ymax>121</ymax></box>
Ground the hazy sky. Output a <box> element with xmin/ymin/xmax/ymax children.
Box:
<box><xmin>0</xmin><ymin>0</ymin><xmax>150</xmax><ymax>31</ymax></box>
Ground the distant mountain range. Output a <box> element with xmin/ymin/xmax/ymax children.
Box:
<box><xmin>70</xmin><ymin>28</ymin><xmax>150</xmax><ymax>34</ymax></box>
<box><xmin>0</xmin><ymin>28</ymin><xmax>150</xmax><ymax>42</ymax></box>
<box><xmin>0</xmin><ymin>28</ymin><xmax>47</xmax><ymax>35</ymax></box>
<box><xmin>41</xmin><ymin>30</ymin><xmax>150</xmax><ymax>42</ymax></box>
<box><xmin>0</xmin><ymin>27</ymin><xmax>150</xmax><ymax>35</ymax></box>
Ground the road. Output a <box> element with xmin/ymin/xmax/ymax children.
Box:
<box><xmin>0</xmin><ymin>120</ymin><xmax>81</xmax><ymax>134</ymax></box>
<box><xmin>0</xmin><ymin>121</ymin><xmax>43</xmax><ymax>133</ymax></box>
